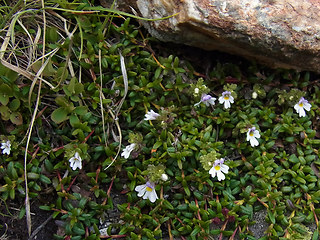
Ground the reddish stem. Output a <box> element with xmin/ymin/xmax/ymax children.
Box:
<box><xmin>100</xmin><ymin>235</ymin><xmax>127</xmax><ymax>239</ymax></box>
<box><xmin>66</xmin><ymin>176</ymin><xmax>78</xmax><ymax>192</ymax></box>
<box><xmin>107</xmin><ymin>175</ymin><xmax>115</xmax><ymax>197</ymax></box>
<box><xmin>95</xmin><ymin>166</ymin><xmax>101</xmax><ymax>183</ymax></box>
<box><xmin>82</xmin><ymin>129</ymin><xmax>95</xmax><ymax>144</ymax></box>
<box><xmin>57</xmin><ymin>171</ymin><xmax>65</xmax><ymax>192</ymax></box>
<box><xmin>229</xmin><ymin>226</ymin><xmax>239</xmax><ymax>240</ymax></box>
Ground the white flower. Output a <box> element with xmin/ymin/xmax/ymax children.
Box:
<box><xmin>252</xmin><ymin>92</ymin><xmax>258</xmax><ymax>99</ymax></box>
<box><xmin>121</xmin><ymin>143</ymin><xmax>136</xmax><ymax>159</ymax></box>
<box><xmin>1</xmin><ymin>140</ymin><xmax>11</xmax><ymax>155</ymax></box>
<box><xmin>144</xmin><ymin>110</ymin><xmax>160</xmax><ymax>121</ymax></box>
<box><xmin>161</xmin><ymin>173</ymin><xmax>169</xmax><ymax>181</ymax></box>
<box><xmin>69</xmin><ymin>152</ymin><xmax>82</xmax><ymax>170</ymax></box>
<box><xmin>246</xmin><ymin>127</ymin><xmax>260</xmax><ymax>147</ymax></box>
<box><xmin>209</xmin><ymin>158</ymin><xmax>229</xmax><ymax>181</ymax></box>
<box><xmin>135</xmin><ymin>181</ymin><xmax>158</xmax><ymax>203</ymax></box>
<box><xmin>219</xmin><ymin>91</ymin><xmax>234</xmax><ymax>109</ymax></box>
<box><xmin>294</xmin><ymin>97</ymin><xmax>311</xmax><ymax>117</ymax></box>
<box><xmin>194</xmin><ymin>94</ymin><xmax>216</xmax><ymax>107</ymax></box>
<box><xmin>194</xmin><ymin>88</ymin><xmax>199</xmax><ymax>94</ymax></box>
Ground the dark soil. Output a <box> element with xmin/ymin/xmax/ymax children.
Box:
<box><xmin>0</xmin><ymin>199</ymin><xmax>57</xmax><ymax>240</ymax></box>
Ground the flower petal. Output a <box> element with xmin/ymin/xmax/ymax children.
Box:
<box><xmin>209</xmin><ymin>167</ymin><xmax>217</xmax><ymax>178</ymax></box>
<box><xmin>148</xmin><ymin>190</ymin><xmax>158</xmax><ymax>203</ymax></box>
<box><xmin>218</xmin><ymin>96</ymin><xmax>224</xmax><ymax>104</ymax></box>
<box><xmin>135</xmin><ymin>185</ymin><xmax>146</xmax><ymax>197</ymax></box>
<box><xmin>253</xmin><ymin>130</ymin><xmax>260</xmax><ymax>138</ymax></box>
<box><xmin>294</xmin><ymin>104</ymin><xmax>301</xmax><ymax>113</ymax></box>
<box><xmin>250</xmin><ymin>137</ymin><xmax>259</xmax><ymax>147</ymax></box>
<box><xmin>304</xmin><ymin>102</ymin><xmax>311</xmax><ymax>111</ymax></box>
<box><xmin>298</xmin><ymin>108</ymin><xmax>306</xmax><ymax>117</ymax></box>
<box><xmin>220</xmin><ymin>164</ymin><xmax>229</xmax><ymax>174</ymax></box>
<box><xmin>216</xmin><ymin>170</ymin><xmax>225</xmax><ymax>181</ymax></box>
<box><xmin>224</xmin><ymin>100</ymin><xmax>231</xmax><ymax>109</ymax></box>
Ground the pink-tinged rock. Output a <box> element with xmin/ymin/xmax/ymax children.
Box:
<box><xmin>120</xmin><ymin>0</ymin><xmax>320</xmax><ymax>72</ymax></box>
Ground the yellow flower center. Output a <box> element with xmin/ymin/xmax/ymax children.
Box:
<box><xmin>249</xmin><ymin>132</ymin><xmax>254</xmax><ymax>136</ymax></box>
<box><xmin>214</xmin><ymin>165</ymin><xmax>221</xmax><ymax>171</ymax></box>
<box><xmin>146</xmin><ymin>187</ymin><xmax>152</xmax><ymax>192</ymax></box>
<box><xmin>299</xmin><ymin>103</ymin><xmax>303</xmax><ymax>107</ymax></box>
<box><xmin>224</xmin><ymin>96</ymin><xmax>229</xmax><ymax>100</ymax></box>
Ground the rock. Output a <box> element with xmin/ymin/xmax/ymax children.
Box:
<box><xmin>119</xmin><ymin>0</ymin><xmax>320</xmax><ymax>73</ymax></box>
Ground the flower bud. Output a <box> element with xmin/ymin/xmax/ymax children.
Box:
<box><xmin>212</xmin><ymin>217</ymin><xmax>221</xmax><ymax>225</ymax></box>
<box><xmin>222</xmin><ymin>207</ymin><xmax>229</xmax><ymax>216</ymax></box>
<box><xmin>252</xmin><ymin>91</ymin><xmax>258</xmax><ymax>99</ymax></box>
<box><xmin>161</xmin><ymin>173</ymin><xmax>169</xmax><ymax>181</ymax></box>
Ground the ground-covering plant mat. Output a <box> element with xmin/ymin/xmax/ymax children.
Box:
<box><xmin>0</xmin><ymin>1</ymin><xmax>320</xmax><ymax>240</ymax></box>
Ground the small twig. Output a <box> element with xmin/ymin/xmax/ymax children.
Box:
<box><xmin>9</xmin><ymin>207</ymin><xmax>35</xmax><ymax>215</ymax></box>
<box><xmin>100</xmin><ymin>234</ymin><xmax>127</xmax><ymax>239</ymax></box>
<box><xmin>82</xmin><ymin>129</ymin><xmax>95</xmax><ymax>144</ymax></box>
<box><xmin>28</xmin><ymin>215</ymin><xmax>53</xmax><ymax>240</ymax></box>
<box><xmin>168</xmin><ymin>219</ymin><xmax>173</xmax><ymax>240</ymax></box>
<box><xmin>66</xmin><ymin>176</ymin><xmax>78</xmax><ymax>192</ymax></box>
<box><xmin>219</xmin><ymin>219</ymin><xmax>229</xmax><ymax>240</ymax></box>
<box><xmin>229</xmin><ymin>226</ymin><xmax>239</xmax><ymax>240</ymax></box>
<box><xmin>102</xmin><ymin>175</ymin><xmax>115</xmax><ymax>205</ymax></box>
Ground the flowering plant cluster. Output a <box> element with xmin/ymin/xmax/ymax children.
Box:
<box><xmin>120</xmin><ymin>79</ymin><xmax>313</xmax><ymax>204</ymax></box>
<box><xmin>1</xmin><ymin>10</ymin><xmax>319</xmax><ymax>240</ymax></box>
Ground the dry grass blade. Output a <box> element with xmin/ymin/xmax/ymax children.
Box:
<box><xmin>0</xmin><ymin>16</ymin><xmax>14</xmax><ymax>60</ymax></box>
<box><xmin>104</xmin><ymin>52</ymin><xmax>128</xmax><ymax>170</ymax></box>
<box><xmin>98</xmin><ymin>49</ymin><xmax>107</xmax><ymax>146</ymax></box>
<box><xmin>0</xmin><ymin>59</ymin><xmax>55</xmax><ymax>88</ymax></box>
<box><xmin>24</xmin><ymin>0</ymin><xmax>47</xmax><ymax>235</ymax></box>
<box><xmin>0</xmin><ymin>223</ymin><xmax>8</xmax><ymax>240</ymax></box>
<box><xmin>27</xmin><ymin>50</ymin><xmax>58</xmax><ymax>107</ymax></box>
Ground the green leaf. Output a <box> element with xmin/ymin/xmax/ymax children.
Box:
<box><xmin>0</xmin><ymin>92</ymin><xmax>9</xmax><ymax>105</ymax></box>
<box><xmin>51</xmin><ymin>107</ymin><xmax>69</xmax><ymax>124</ymax></box>
<box><xmin>10</xmin><ymin>112</ymin><xmax>23</xmax><ymax>125</ymax></box>
<box><xmin>153</xmin><ymin>141</ymin><xmax>162</xmax><ymax>149</ymax></box>
<box><xmin>67</xmin><ymin>77</ymin><xmax>76</xmax><ymax>94</ymax></box>
<box><xmin>9</xmin><ymin>98</ymin><xmax>20</xmax><ymax>111</ymax></box>
<box><xmin>32</xmin><ymin>59</ymin><xmax>56</xmax><ymax>76</ymax></box>
<box><xmin>313</xmin><ymin>229</ymin><xmax>319</xmax><ymax>240</ymax></box>
<box><xmin>163</xmin><ymin>200</ymin><xmax>174</xmax><ymax>210</ymax></box>
<box><xmin>190</xmin><ymin>225</ymin><xmax>201</xmax><ymax>237</ymax></box>
<box><xmin>0</xmin><ymin>105</ymin><xmax>10</xmax><ymax>120</ymax></box>
<box><xmin>7</xmin><ymin>162</ymin><xmax>18</xmax><ymax>180</ymax></box>
<box><xmin>39</xmin><ymin>205</ymin><xmax>52</xmax><ymax>211</ymax></box>
<box><xmin>40</xmin><ymin>175</ymin><xmax>52</xmax><ymax>184</ymax></box>
<box><xmin>74</xmin><ymin>106</ymin><xmax>87</xmax><ymax>115</ymax></box>
<box><xmin>27</xmin><ymin>172</ymin><xmax>40</xmax><ymax>179</ymax></box>
<box><xmin>69</xmin><ymin>114</ymin><xmax>80</xmax><ymax>127</ymax></box>
<box><xmin>268</xmin><ymin>210</ymin><xmax>276</xmax><ymax>224</ymax></box>
<box><xmin>44</xmin><ymin>159</ymin><xmax>54</xmax><ymax>172</ymax></box>
<box><xmin>0</xmin><ymin>83</ymin><xmax>13</xmax><ymax>105</ymax></box>
<box><xmin>74</xmin><ymin>82</ymin><xmax>84</xmax><ymax>95</ymax></box>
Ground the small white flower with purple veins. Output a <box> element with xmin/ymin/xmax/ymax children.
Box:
<box><xmin>69</xmin><ymin>152</ymin><xmax>82</xmax><ymax>170</ymax></box>
<box><xmin>1</xmin><ymin>140</ymin><xmax>11</xmax><ymax>155</ymax></box>
<box><xmin>135</xmin><ymin>181</ymin><xmax>158</xmax><ymax>203</ymax></box>
<box><xmin>294</xmin><ymin>97</ymin><xmax>311</xmax><ymax>117</ymax></box>
<box><xmin>121</xmin><ymin>143</ymin><xmax>136</xmax><ymax>159</ymax></box>
<box><xmin>209</xmin><ymin>158</ymin><xmax>229</xmax><ymax>181</ymax></box>
<box><xmin>194</xmin><ymin>94</ymin><xmax>216</xmax><ymax>107</ymax></box>
<box><xmin>144</xmin><ymin>110</ymin><xmax>160</xmax><ymax>121</ymax></box>
<box><xmin>246</xmin><ymin>127</ymin><xmax>260</xmax><ymax>147</ymax></box>
<box><xmin>219</xmin><ymin>91</ymin><xmax>234</xmax><ymax>109</ymax></box>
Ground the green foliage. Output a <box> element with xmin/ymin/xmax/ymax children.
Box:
<box><xmin>0</xmin><ymin>1</ymin><xmax>320</xmax><ymax>239</ymax></box>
